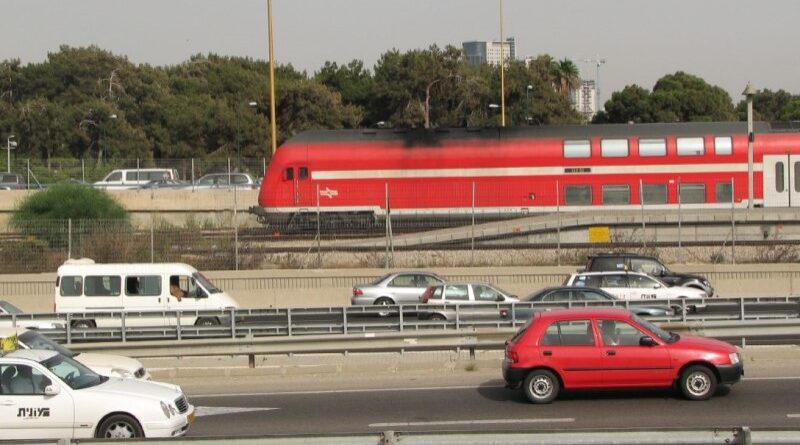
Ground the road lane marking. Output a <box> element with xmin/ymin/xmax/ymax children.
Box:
<box><xmin>191</xmin><ymin>384</ymin><xmax>507</xmax><ymax>398</ymax></box>
<box><xmin>744</xmin><ymin>376</ymin><xmax>800</xmax><ymax>381</ymax></box>
<box><xmin>788</xmin><ymin>414</ymin><xmax>800</xmax><ymax>418</ymax></box>
<box><xmin>194</xmin><ymin>406</ymin><xmax>279</xmax><ymax>417</ymax></box>
<box><xmin>369</xmin><ymin>418</ymin><xmax>575</xmax><ymax>428</ymax></box>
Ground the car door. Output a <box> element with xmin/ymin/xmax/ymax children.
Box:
<box><xmin>598</xmin><ymin>273</ymin><xmax>631</xmax><ymax>300</ymax></box>
<box><xmin>626</xmin><ymin>274</ymin><xmax>663</xmax><ymax>301</ymax></box>
<box><xmin>597</xmin><ymin>319</ymin><xmax>672</xmax><ymax>387</ymax></box>
<box><xmin>0</xmin><ymin>364</ymin><xmax>75</xmax><ymax>440</ymax></box>
<box><xmin>537</xmin><ymin>319</ymin><xmax>604</xmax><ymax>389</ymax></box>
<box><xmin>386</xmin><ymin>274</ymin><xmax>423</xmax><ymax>305</ymax></box>
<box><xmin>122</xmin><ymin>275</ymin><xmax>167</xmax><ymax>327</ymax></box>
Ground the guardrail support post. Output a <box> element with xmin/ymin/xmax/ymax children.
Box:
<box><xmin>287</xmin><ymin>309</ymin><xmax>293</xmax><ymax>337</ymax></box>
<box><xmin>731</xmin><ymin>426</ymin><xmax>752</xmax><ymax>445</ymax></box>
<box><xmin>248</xmin><ymin>354</ymin><xmax>255</xmax><ymax>369</ymax></box>
<box><xmin>740</xmin><ymin>298</ymin><xmax>746</xmax><ymax>321</ymax></box>
<box><xmin>379</xmin><ymin>430</ymin><xmax>397</xmax><ymax>445</ymax></box>
<box><xmin>399</xmin><ymin>305</ymin><xmax>404</xmax><ymax>332</ymax></box>
<box><xmin>176</xmin><ymin>312</ymin><xmax>182</xmax><ymax>341</ymax></box>
<box><xmin>121</xmin><ymin>312</ymin><xmax>126</xmax><ymax>343</ymax></box>
<box><xmin>230</xmin><ymin>308</ymin><xmax>237</xmax><ymax>339</ymax></box>
<box><xmin>342</xmin><ymin>307</ymin><xmax>348</xmax><ymax>335</ymax></box>
<box><xmin>66</xmin><ymin>314</ymin><xmax>72</xmax><ymax>344</ymax></box>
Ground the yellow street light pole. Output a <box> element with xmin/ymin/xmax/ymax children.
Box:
<box><xmin>499</xmin><ymin>0</ymin><xmax>506</xmax><ymax>127</ymax></box>
<box><xmin>267</xmin><ymin>0</ymin><xmax>277</xmax><ymax>155</ymax></box>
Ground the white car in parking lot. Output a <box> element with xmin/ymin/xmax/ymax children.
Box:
<box><xmin>0</xmin><ymin>349</ymin><xmax>193</xmax><ymax>440</ymax></box>
<box><xmin>1</xmin><ymin>327</ymin><xmax>150</xmax><ymax>380</ymax></box>
<box><xmin>564</xmin><ymin>271</ymin><xmax>707</xmax><ymax>307</ymax></box>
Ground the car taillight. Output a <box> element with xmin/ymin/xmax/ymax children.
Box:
<box><xmin>506</xmin><ymin>348</ymin><xmax>519</xmax><ymax>364</ymax></box>
<box><xmin>352</xmin><ymin>287</ymin><xmax>363</xmax><ymax>297</ymax></box>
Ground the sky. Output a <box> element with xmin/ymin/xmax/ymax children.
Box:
<box><xmin>1</xmin><ymin>0</ymin><xmax>799</xmax><ymax>105</ymax></box>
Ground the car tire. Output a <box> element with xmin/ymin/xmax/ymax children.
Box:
<box><xmin>374</xmin><ymin>297</ymin><xmax>395</xmax><ymax>317</ymax></box>
<box><xmin>428</xmin><ymin>313</ymin><xmax>447</xmax><ymax>321</ymax></box>
<box><xmin>72</xmin><ymin>319</ymin><xmax>95</xmax><ymax>329</ymax></box>
<box><xmin>523</xmin><ymin>369</ymin><xmax>560</xmax><ymax>404</ymax></box>
<box><xmin>195</xmin><ymin>317</ymin><xmax>220</xmax><ymax>326</ymax></box>
<box><xmin>96</xmin><ymin>414</ymin><xmax>144</xmax><ymax>439</ymax></box>
<box><xmin>679</xmin><ymin>365</ymin><xmax>717</xmax><ymax>401</ymax></box>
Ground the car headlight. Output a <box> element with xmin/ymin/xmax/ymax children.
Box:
<box><xmin>160</xmin><ymin>401</ymin><xmax>172</xmax><ymax>418</ymax></box>
<box><xmin>729</xmin><ymin>352</ymin><xmax>741</xmax><ymax>365</ymax></box>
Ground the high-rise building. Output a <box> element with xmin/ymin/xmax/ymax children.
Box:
<box><xmin>571</xmin><ymin>79</ymin><xmax>597</xmax><ymax>120</ymax></box>
<box><xmin>462</xmin><ymin>37</ymin><xmax>516</xmax><ymax>66</ymax></box>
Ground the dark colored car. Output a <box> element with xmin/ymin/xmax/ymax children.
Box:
<box><xmin>503</xmin><ymin>308</ymin><xmax>743</xmax><ymax>404</ymax></box>
<box><xmin>499</xmin><ymin>286</ymin><xmax>675</xmax><ymax>320</ymax></box>
<box><xmin>583</xmin><ymin>252</ymin><xmax>714</xmax><ymax>296</ymax></box>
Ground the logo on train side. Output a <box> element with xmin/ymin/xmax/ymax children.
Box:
<box><xmin>319</xmin><ymin>187</ymin><xmax>339</xmax><ymax>199</ymax></box>
<box><xmin>18</xmin><ymin>407</ymin><xmax>50</xmax><ymax>418</ymax></box>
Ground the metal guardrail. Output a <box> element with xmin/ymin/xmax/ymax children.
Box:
<box><xmin>23</xmin><ymin>427</ymin><xmax>800</xmax><ymax>444</ymax></box>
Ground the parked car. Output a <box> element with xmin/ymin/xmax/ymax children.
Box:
<box><xmin>499</xmin><ymin>286</ymin><xmax>675</xmax><ymax>320</ymax></box>
<box><xmin>564</xmin><ymin>271</ymin><xmax>707</xmax><ymax>311</ymax></box>
<box><xmin>502</xmin><ymin>308</ymin><xmax>743</xmax><ymax>404</ymax></box>
<box><xmin>418</xmin><ymin>282</ymin><xmax>518</xmax><ymax>320</ymax></box>
<box><xmin>0</xmin><ymin>172</ymin><xmax>26</xmax><ymax>190</ymax></box>
<box><xmin>583</xmin><ymin>252</ymin><xmax>714</xmax><ymax>296</ymax></box>
<box><xmin>0</xmin><ymin>349</ymin><xmax>193</xmax><ymax>440</ymax></box>
<box><xmin>93</xmin><ymin>168</ymin><xmax>179</xmax><ymax>190</ymax></box>
<box><xmin>1</xmin><ymin>327</ymin><xmax>150</xmax><ymax>380</ymax></box>
<box><xmin>0</xmin><ymin>300</ymin><xmax>63</xmax><ymax>330</ymax></box>
<box><xmin>351</xmin><ymin>272</ymin><xmax>445</xmax><ymax>308</ymax></box>
<box><xmin>191</xmin><ymin>173</ymin><xmax>257</xmax><ymax>190</ymax></box>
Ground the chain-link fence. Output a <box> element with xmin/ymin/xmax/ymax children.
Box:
<box><xmin>7</xmin><ymin>157</ymin><xmax>267</xmax><ymax>187</ymax></box>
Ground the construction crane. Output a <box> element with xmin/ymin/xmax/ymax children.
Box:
<box><xmin>581</xmin><ymin>57</ymin><xmax>606</xmax><ymax>113</ymax></box>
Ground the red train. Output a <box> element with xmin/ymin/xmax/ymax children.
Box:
<box><xmin>254</xmin><ymin>122</ymin><xmax>800</xmax><ymax>226</ymax></box>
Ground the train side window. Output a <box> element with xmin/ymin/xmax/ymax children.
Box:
<box><xmin>775</xmin><ymin>162</ymin><xmax>785</xmax><ymax>193</ymax></box>
<box><xmin>602</xmin><ymin>185</ymin><xmax>630</xmax><ymax>204</ymax></box>
<box><xmin>795</xmin><ymin>162</ymin><xmax>800</xmax><ymax>193</ymax></box>
<box><xmin>715</xmin><ymin>181</ymin><xmax>733</xmax><ymax>203</ymax></box>
<box><xmin>564</xmin><ymin>140</ymin><xmax>591</xmax><ymax>158</ymax></box>
<box><xmin>564</xmin><ymin>185</ymin><xmax>592</xmax><ymax>205</ymax></box>
<box><xmin>284</xmin><ymin>168</ymin><xmax>294</xmax><ymax>181</ymax></box>
<box><xmin>677</xmin><ymin>137</ymin><xmax>705</xmax><ymax>156</ymax></box>
<box><xmin>600</xmin><ymin>139</ymin><xmax>628</xmax><ymax>158</ymax></box>
<box><xmin>641</xmin><ymin>184</ymin><xmax>667</xmax><ymax>204</ymax></box>
<box><xmin>679</xmin><ymin>183</ymin><xmax>706</xmax><ymax>203</ymax></box>
<box><xmin>714</xmin><ymin>137</ymin><xmax>733</xmax><ymax>155</ymax></box>
<box><xmin>639</xmin><ymin>139</ymin><xmax>666</xmax><ymax>157</ymax></box>
<box><xmin>298</xmin><ymin>167</ymin><xmax>308</xmax><ymax>180</ymax></box>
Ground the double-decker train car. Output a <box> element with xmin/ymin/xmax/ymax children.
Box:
<box><xmin>253</xmin><ymin>122</ymin><xmax>800</xmax><ymax>226</ymax></box>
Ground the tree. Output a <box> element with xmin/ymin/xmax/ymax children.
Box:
<box><xmin>598</xmin><ymin>85</ymin><xmax>653</xmax><ymax>123</ymax></box>
<box><xmin>650</xmin><ymin>72</ymin><xmax>736</xmax><ymax>122</ymax></box>
<box><xmin>734</xmin><ymin>89</ymin><xmax>794</xmax><ymax>121</ymax></box>
<box><xmin>551</xmin><ymin>58</ymin><xmax>581</xmax><ymax>97</ymax></box>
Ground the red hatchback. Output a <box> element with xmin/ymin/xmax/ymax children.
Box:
<box><xmin>503</xmin><ymin>308</ymin><xmax>743</xmax><ymax>403</ymax></box>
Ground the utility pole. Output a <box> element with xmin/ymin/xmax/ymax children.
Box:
<box><xmin>581</xmin><ymin>57</ymin><xmax>606</xmax><ymax>113</ymax></box>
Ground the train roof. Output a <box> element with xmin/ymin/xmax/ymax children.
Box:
<box><xmin>283</xmin><ymin>121</ymin><xmax>797</xmax><ymax>147</ymax></box>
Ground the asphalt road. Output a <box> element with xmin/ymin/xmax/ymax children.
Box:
<box><xmin>184</xmin><ymin>376</ymin><xmax>800</xmax><ymax>436</ymax></box>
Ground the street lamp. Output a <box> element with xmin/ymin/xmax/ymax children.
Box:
<box><xmin>6</xmin><ymin>135</ymin><xmax>17</xmax><ymax>173</ymax></box>
<box><xmin>743</xmin><ymin>82</ymin><xmax>756</xmax><ymax>209</ymax></box>
<box><xmin>525</xmin><ymin>85</ymin><xmax>533</xmax><ymax>125</ymax></box>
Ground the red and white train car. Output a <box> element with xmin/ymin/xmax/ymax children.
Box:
<box><xmin>255</xmin><ymin>122</ymin><xmax>800</xmax><ymax>225</ymax></box>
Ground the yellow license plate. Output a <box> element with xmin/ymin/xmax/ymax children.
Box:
<box><xmin>187</xmin><ymin>412</ymin><xmax>196</xmax><ymax>423</ymax></box>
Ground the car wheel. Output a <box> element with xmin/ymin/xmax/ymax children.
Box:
<box><xmin>72</xmin><ymin>319</ymin><xmax>95</xmax><ymax>329</ymax></box>
<box><xmin>523</xmin><ymin>369</ymin><xmax>560</xmax><ymax>404</ymax></box>
<box><xmin>679</xmin><ymin>365</ymin><xmax>717</xmax><ymax>401</ymax></box>
<box><xmin>374</xmin><ymin>297</ymin><xmax>395</xmax><ymax>317</ymax></box>
<box><xmin>96</xmin><ymin>414</ymin><xmax>144</xmax><ymax>439</ymax></box>
<box><xmin>195</xmin><ymin>317</ymin><xmax>220</xmax><ymax>326</ymax></box>
<box><xmin>428</xmin><ymin>313</ymin><xmax>447</xmax><ymax>321</ymax></box>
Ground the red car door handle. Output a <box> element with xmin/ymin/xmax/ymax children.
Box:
<box><xmin>606</xmin><ymin>350</ymin><xmax>616</xmax><ymax>356</ymax></box>
<box><xmin>543</xmin><ymin>350</ymin><xmax>553</xmax><ymax>356</ymax></box>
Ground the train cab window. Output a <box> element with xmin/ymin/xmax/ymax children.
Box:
<box><xmin>564</xmin><ymin>185</ymin><xmax>592</xmax><ymax>205</ymax></box>
<box><xmin>298</xmin><ymin>167</ymin><xmax>308</xmax><ymax>180</ymax></box>
<box><xmin>775</xmin><ymin>163</ymin><xmax>785</xmax><ymax>193</ymax></box>
<box><xmin>714</xmin><ymin>137</ymin><xmax>733</xmax><ymax>155</ymax></box>
<box><xmin>641</xmin><ymin>184</ymin><xmax>667</xmax><ymax>204</ymax></box>
<box><xmin>284</xmin><ymin>168</ymin><xmax>294</xmax><ymax>181</ymax></box>
<box><xmin>677</xmin><ymin>137</ymin><xmax>705</xmax><ymax>156</ymax></box>
<box><xmin>639</xmin><ymin>139</ymin><xmax>667</xmax><ymax>157</ymax></box>
<box><xmin>564</xmin><ymin>140</ymin><xmax>591</xmax><ymax>158</ymax></box>
<box><xmin>679</xmin><ymin>183</ymin><xmax>706</xmax><ymax>203</ymax></box>
<box><xmin>600</xmin><ymin>139</ymin><xmax>629</xmax><ymax>158</ymax></box>
<box><xmin>715</xmin><ymin>181</ymin><xmax>733</xmax><ymax>203</ymax></box>
<box><xmin>602</xmin><ymin>185</ymin><xmax>630</xmax><ymax>204</ymax></box>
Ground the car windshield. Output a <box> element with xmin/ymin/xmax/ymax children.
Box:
<box><xmin>193</xmin><ymin>272</ymin><xmax>221</xmax><ymax>294</ymax></box>
<box><xmin>19</xmin><ymin>331</ymin><xmax>75</xmax><ymax>358</ymax></box>
<box><xmin>0</xmin><ymin>301</ymin><xmax>23</xmax><ymax>314</ymax></box>
<box><xmin>42</xmin><ymin>353</ymin><xmax>107</xmax><ymax>390</ymax></box>
<box><xmin>631</xmin><ymin>313</ymin><xmax>676</xmax><ymax>343</ymax></box>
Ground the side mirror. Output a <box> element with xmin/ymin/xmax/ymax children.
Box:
<box><xmin>44</xmin><ymin>384</ymin><xmax>61</xmax><ymax>396</ymax></box>
<box><xmin>639</xmin><ymin>336</ymin><xmax>657</xmax><ymax>347</ymax></box>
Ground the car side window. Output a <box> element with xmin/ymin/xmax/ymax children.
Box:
<box><xmin>84</xmin><ymin>275</ymin><xmax>121</xmax><ymax>297</ymax></box>
<box><xmin>389</xmin><ymin>275</ymin><xmax>415</xmax><ymax>287</ymax></box>
<box><xmin>601</xmin><ymin>274</ymin><xmax>627</xmax><ymax>288</ymax></box>
<box><xmin>473</xmin><ymin>285</ymin><xmax>499</xmax><ymax>301</ymax></box>
<box><xmin>542</xmin><ymin>290</ymin><xmax>571</xmax><ymax>302</ymax></box>
<box><xmin>0</xmin><ymin>365</ymin><xmax>49</xmax><ymax>395</ymax></box>
<box><xmin>106</xmin><ymin>172</ymin><xmax>122</xmax><ymax>182</ymax></box>
<box><xmin>444</xmin><ymin>285</ymin><xmax>469</xmax><ymax>301</ymax></box>
<box><xmin>579</xmin><ymin>290</ymin><xmax>609</xmax><ymax>301</ymax></box>
<box><xmin>629</xmin><ymin>275</ymin><xmax>660</xmax><ymax>289</ymax></box>
<box><xmin>60</xmin><ymin>276</ymin><xmax>83</xmax><ymax>297</ymax></box>
<box><xmin>419</xmin><ymin>275</ymin><xmax>443</xmax><ymax>286</ymax></box>
<box><xmin>540</xmin><ymin>320</ymin><xmax>594</xmax><ymax>346</ymax></box>
<box><xmin>429</xmin><ymin>286</ymin><xmax>443</xmax><ymax>300</ymax></box>
<box><xmin>631</xmin><ymin>259</ymin><xmax>664</xmax><ymax>275</ymax></box>
<box><xmin>591</xmin><ymin>257</ymin><xmax>624</xmax><ymax>271</ymax></box>
<box><xmin>599</xmin><ymin>319</ymin><xmax>646</xmax><ymax>346</ymax></box>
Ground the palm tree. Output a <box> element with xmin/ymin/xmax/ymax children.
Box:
<box><xmin>551</xmin><ymin>58</ymin><xmax>581</xmax><ymax>97</ymax></box>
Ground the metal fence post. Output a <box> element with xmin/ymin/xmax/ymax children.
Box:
<box><xmin>67</xmin><ymin>218</ymin><xmax>72</xmax><ymax>260</ymax></box>
<box><xmin>81</xmin><ymin>159</ymin><xmax>85</xmax><ymax>183</ymax></box>
<box><xmin>731</xmin><ymin>177</ymin><xmax>736</xmax><ymax>264</ymax></box>
<box><xmin>191</xmin><ymin>158</ymin><xmax>195</xmax><ymax>186</ymax></box>
<box><xmin>150</xmin><ymin>225</ymin><xmax>154</xmax><ymax>263</ymax></box>
<box><xmin>316</xmin><ymin>183</ymin><xmax>321</xmax><ymax>268</ymax></box>
<box><xmin>677</xmin><ymin>178</ymin><xmax>682</xmax><ymax>260</ymax></box>
<box><xmin>640</xmin><ymin>179</ymin><xmax>646</xmax><ymax>249</ymax></box>
<box><xmin>471</xmin><ymin>181</ymin><xmax>476</xmax><ymax>267</ymax></box>
<box><xmin>556</xmin><ymin>180</ymin><xmax>561</xmax><ymax>266</ymax></box>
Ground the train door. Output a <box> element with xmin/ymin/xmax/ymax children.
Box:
<box><xmin>763</xmin><ymin>155</ymin><xmax>800</xmax><ymax>207</ymax></box>
<box><xmin>286</xmin><ymin>165</ymin><xmax>314</xmax><ymax>207</ymax></box>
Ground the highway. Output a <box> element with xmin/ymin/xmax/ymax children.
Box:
<box><xmin>180</xmin><ymin>370</ymin><xmax>800</xmax><ymax>436</ymax></box>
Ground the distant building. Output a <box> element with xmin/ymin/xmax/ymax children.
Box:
<box><xmin>571</xmin><ymin>79</ymin><xmax>597</xmax><ymax>120</ymax></box>
<box><xmin>462</xmin><ymin>37</ymin><xmax>516</xmax><ymax>66</ymax></box>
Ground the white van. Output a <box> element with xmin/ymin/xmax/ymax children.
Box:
<box><xmin>55</xmin><ymin>259</ymin><xmax>240</xmax><ymax>328</ymax></box>
<box><xmin>93</xmin><ymin>168</ymin><xmax>179</xmax><ymax>189</ymax></box>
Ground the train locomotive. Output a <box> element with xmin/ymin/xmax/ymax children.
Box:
<box><xmin>253</xmin><ymin>122</ymin><xmax>800</xmax><ymax>227</ymax></box>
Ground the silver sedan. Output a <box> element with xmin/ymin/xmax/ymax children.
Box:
<box><xmin>351</xmin><ymin>272</ymin><xmax>445</xmax><ymax>307</ymax></box>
